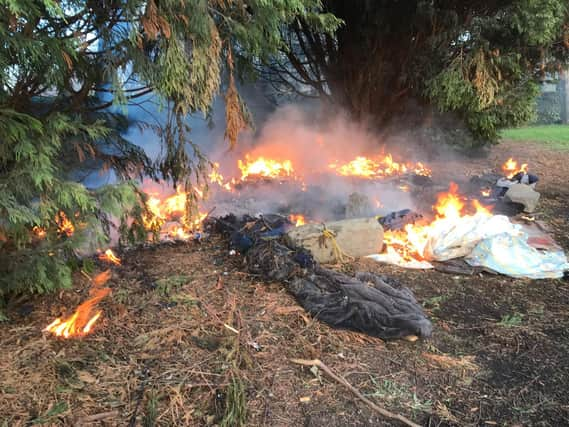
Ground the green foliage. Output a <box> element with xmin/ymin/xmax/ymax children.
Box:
<box><xmin>155</xmin><ymin>274</ymin><xmax>190</xmax><ymax>298</ymax></box>
<box><xmin>275</xmin><ymin>0</ymin><xmax>568</xmax><ymax>146</ymax></box>
<box><xmin>0</xmin><ymin>0</ymin><xmax>336</xmax><ymax>304</ymax></box>
<box><xmin>0</xmin><ymin>107</ymin><xmax>140</xmax><ymax>297</ymax></box>
<box><xmin>142</xmin><ymin>391</ymin><xmax>160</xmax><ymax>427</ymax></box>
<box><xmin>367</xmin><ymin>376</ymin><xmax>432</xmax><ymax>413</ymax></box>
<box><xmin>498</xmin><ymin>313</ymin><xmax>524</xmax><ymax>327</ymax></box>
<box><xmin>420</xmin><ymin>1</ymin><xmax>568</xmax><ymax>144</ymax></box>
<box><xmin>220</xmin><ymin>375</ymin><xmax>247</xmax><ymax>427</ymax></box>
<box><xmin>30</xmin><ymin>401</ymin><xmax>69</xmax><ymax>425</ymax></box>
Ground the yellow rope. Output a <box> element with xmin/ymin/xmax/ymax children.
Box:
<box><xmin>321</xmin><ymin>227</ymin><xmax>354</xmax><ymax>263</ymax></box>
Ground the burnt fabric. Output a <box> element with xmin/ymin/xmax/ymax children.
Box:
<box><xmin>212</xmin><ymin>215</ymin><xmax>432</xmax><ymax>340</ymax></box>
<box><xmin>290</xmin><ymin>270</ymin><xmax>432</xmax><ymax>339</ymax></box>
<box><xmin>378</xmin><ymin>209</ymin><xmax>423</xmax><ymax>231</ymax></box>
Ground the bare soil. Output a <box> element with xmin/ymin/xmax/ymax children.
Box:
<box><xmin>1</xmin><ymin>140</ymin><xmax>569</xmax><ymax>426</ymax></box>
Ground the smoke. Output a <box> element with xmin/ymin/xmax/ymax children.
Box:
<box><xmin>203</xmin><ymin>103</ymin><xmax>421</xmax><ymax>221</ymax></box>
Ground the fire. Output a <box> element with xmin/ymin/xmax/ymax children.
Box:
<box><xmin>43</xmin><ymin>270</ymin><xmax>111</xmax><ymax>338</ymax></box>
<box><xmin>209</xmin><ymin>163</ymin><xmax>234</xmax><ymax>191</ymax></box>
<box><xmin>383</xmin><ymin>183</ymin><xmax>492</xmax><ymax>262</ymax></box>
<box><xmin>209</xmin><ymin>163</ymin><xmax>225</xmax><ymax>186</ymax></box>
<box><xmin>142</xmin><ymin>186</ymin><xmax>207</xmax><ymax>239</ymax></box>
<box><xmin>502</xmin><ymin>158</ymin><xmax>528</xmax><ymax>179</ymax></box>
<box><xmin>55</xmin><ymin>211</ymin><xmax>74</xmax><ymax>237</ymax></box>
<box><xmin>143</xmin><ymin>196</ymin><xmax>166</xmax><ymax>231</ymax></box>
<box><xmin>433</xmin><ymin>182</ymin><xmax>464</xmax><ymax>220</ymax></box>
<box><xmin>331</xmin><ymin>156</ymin><xmax>380</xmax><ymax>178</ymax></box>
<box><xmin>329</xmin><ymin>154</ymin><xmax>431</xmax><ymax>179</ymax></box>
<box><xmin>289</xmin><ymin>214</ymin><xmax>306</xmax><ymax>227</ymax></box>
<box><xmin>99</xmin><ymin>249</ymin><xmax>121</xmax><ymax>265</ymax></box>
<box><xmin>238</xmin><ymin>155</ymin><xmax>294</xmax><ymax>181</ymax></box>
<box><xmin>32</xmin><ymin>226</ymin><xmax>46</xmax><ymax>239</ymax></box>
<box><xmin>471</xmin><ymin>199</ymin><xmax>492</xmax><ymax>216</ymax></box>
<box><xmin>168</xmin><ymin>225</ymin><xmax>192</xmax><ymax>240</ymax></box>
<box><xmin>481</xmin><ymin>188</ymin><xmax>491</xmax><ymax>197</ymax></box>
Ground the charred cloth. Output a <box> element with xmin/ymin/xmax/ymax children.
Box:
<box><xmin>210</xmin><ymin>214</ymin><xmax>432</xmax><ymax>340</ymax></box>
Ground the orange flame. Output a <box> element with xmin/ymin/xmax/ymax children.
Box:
<box><xmin>502</xmin><ymin>158</ymin><xmax>528</xmax><ymax>179</ymax></box>
<box><xmin>331</xmin><ymin>156</ymin><xmax>380</xmax><ymax>178</ymax></box>
<box><xmin>481</xmin><ymin>188</ymin><xmax>491</xmax><ymax>197</ymax></box>
<box><xmin>32</xmin><ymin>226</ymin><xmax>46</xmax><ymax>239</ymax></box>
<box><xmin>289</xmin><ymin>214</ymin><xmax>306</xmax><ymax>227</ymax></box>
<box><xmin>383</xmin><ymin>183</ymin><xmax>492</xmax><ymax>262</ymax></box>
<box><xmin>98</xmin><ymin>249</ymin><xmax>121</xmax><ymax>265</ymax></box>
<box><xmin>142</xmin><ymin>186</ymin><xmax>207</xmax><ymax>239</ymax></box>
<box><xmin>168</xmin><ymin>226</ymin><xmax>192</xmax><ymax>240</ymax></box>
<box><xmin>43</xmin><ymin>270</ymin><xmax>111</xmax><ymax>338</ymax></box>
<box><xmin>209</xmin><ymin>163</ymin><xmax>225</xmax><ymax>185</ymax></box>
<box><xmin>238</xmin><ymin>155</ymin><xmax>294</xmax><ymax>181</ymax></box>
<box><xmin>434</xmin><ymin>182</ymin><xmax>464</xmax><ymax>220</ymax></box>
<box><xmin>329</xmin><ymin>154</ymin><xmax>431</xmax><ymax>179</ymax></box>
<box><xmin>55</xmin><ymin>211</ymin><xmax>74</xmax><ymax>237</ymax></box>
<box><xmin>209</xmin><ymin>163</ymin><xmax>234</xmax><ymax>191</ymax></box>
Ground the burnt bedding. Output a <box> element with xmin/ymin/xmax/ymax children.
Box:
<box><xmin>212</xmin><ymin>215</ymin><xmax>432</xmax><ymax>340</ymax></box>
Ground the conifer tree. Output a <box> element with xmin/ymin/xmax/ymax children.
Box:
<box><xmin>0</xmin><ymin>0</ymin><xmax>340</xmax><ymax>310</ymax></box>
<box><xmin>266</xmin><ymin>0</ymin><xmax>569</xmax><ymax>146</ymax></box>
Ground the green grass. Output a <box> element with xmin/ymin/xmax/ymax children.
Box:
<box><xmin>500</xmin><ymin>125</ymin><xmax>569</xmax><ymax>150</ymax></box>
<box><xmin>497</xmin><ymin>313</ymin><xmax>524</xmax><ymax>328</ymax></box>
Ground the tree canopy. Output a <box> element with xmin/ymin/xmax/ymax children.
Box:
<box><xmin>0</xmin><ymin>0</ymin><xmax>340</xmax><ymax>303</ymax></box>
<box><xmin>266</xmin><ymin>0</ymin><xmax>569</xmax><ymax>144</ymax></box>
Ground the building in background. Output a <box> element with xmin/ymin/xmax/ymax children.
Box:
<box><xmin>536</xmin><ymin>69</ymin><xmax>569</xmax><ymax>124</ymax></box>
<box><xmin>561</xmin><ymin>69</ymin><xmax>569</xmax><ymax>124</ymax></box>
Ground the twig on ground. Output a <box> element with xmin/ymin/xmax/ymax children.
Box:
<box><xmin>204</xmin><ymin>206</ymin><xmax>217</xmax><ymax>221</ymax></box>
<box><xmin>290</xmin><ymin>358</ymin><xmax>421</xmax><ymax>427</ymax></box>
<box><xmin>78</xmin><ymin>411</ymin><xmax>119</xmax><ymax>424</ymax></box>
<box><xmin>128</xmin><ymin>366</ymin><xmax>150</xmax><ymax>427</ymax></box>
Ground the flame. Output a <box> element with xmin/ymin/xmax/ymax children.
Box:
<box><xmin>434</xmin><ymin>182</ymin><xmax>464</xmax><ymax>220</ymax></box>
<box><xmin>55</xmin><ymin>211</ymin><xmax>74</xmax><ymax>237</ymax></box>
<box><xmin>142</xmin><ymin>186</ymin><xmax>207</xmax><ymax>239</ymax></box>
<box><xmin>481</xmin><ymin>188</ymin><xmax>491</xmax><ymax>197</ymax></box>
<box><xmin>471</xmin><ymin>199</ymin><xmax>492</xmax><ymax>216</ymax></box>
<box><xmin>99</xmin><ymin>249</ymin><xmax>121</xmax><ymax>265</ymax></box>
<box><xmin>329</xmin><ymin>154</ymin><xmax>431</xmax><ymax>179</ymax></box>
<box><xmin>289</xmin><ymin>214</ymin><xmax>306</xmax><ymax>227</ymax></box>
<box><xmin>331</xmin><ymin>156</ymin><xmax>380</xmax><ymax>178</ymax></box>
<box><xmin>168</xmin><ymin>225</ymin><xmax>192</xmax><ymax>240</ymax></box>
<box><xmin>238</xmin><ymin>155</ymin><xmax>294</xmax><ymax>181</ymax></box>
<box><xmin>32</xmin><ymin>226</ymin><xmax>46</xmax><ymax>239</ymax></box>
<box><xmin>208</xmin><ymin>163</ymin><xmax>235</xmax><ymax>191</ymax></box>
<box><xmin>143</xmin><ymin>196</ymin><xmax>166</xmax><ymax>231</ymax></box>
<box><xmin>502</xmin><ymin>158</ymin><xmax>528</xmax><ymax>179</ymax></box>
<box><xmin>43</xmin><ymin>270</ymin><xmax>111</xmax><ymax>338</ymax></box>
<box><xmin>383</xmin><ymin>183</ymin><xmax>492</xmax><ymax>262</ymax></box>
<box><xmin>209</xmin><ymin>163</ymin><xmax>224</xmax><ymax>185</ymax></box>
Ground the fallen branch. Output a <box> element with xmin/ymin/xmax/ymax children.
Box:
<box><xmin>128</xmin><ymin>366</ymin><xmax>150</xmax><ymax>427</ymax></box>
<box><xmin>290</xmin><ymin>358</ymin><xmax>421</xmax><ymax>427</ymax></box>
